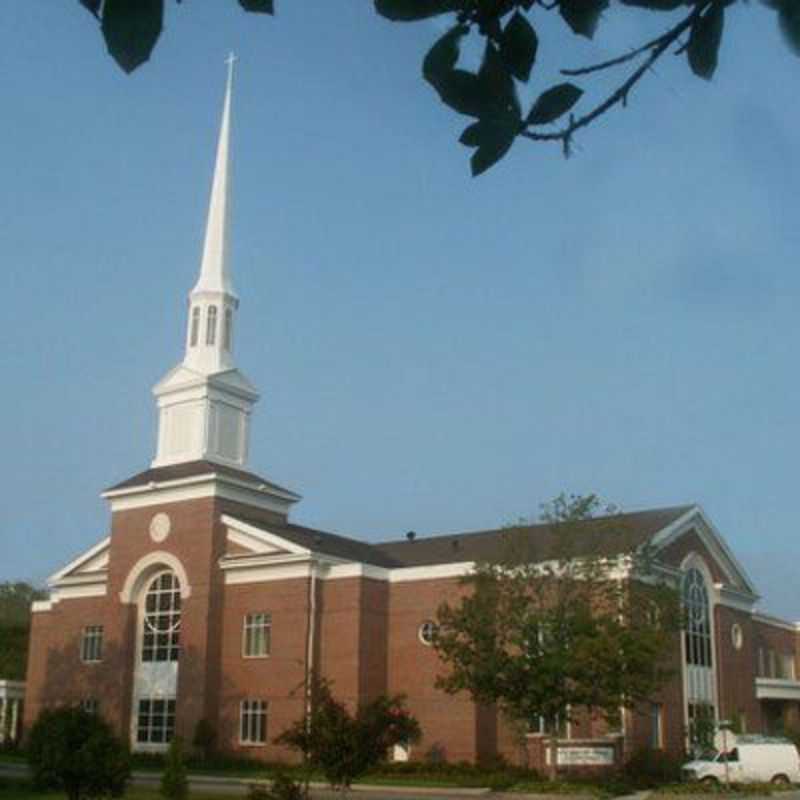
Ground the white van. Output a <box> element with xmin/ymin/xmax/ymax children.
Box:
<box><xmin>683</xmin><ymin>736</ymin><xmax>800</xmax><ymax>785</ymax></box>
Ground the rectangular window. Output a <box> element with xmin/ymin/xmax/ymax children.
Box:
<box><xmin>768</xmin><ymin>650</ymin><xmax>778</xmax><ymax>679</ymax></box>
<box><xmin>650</xmin><ymin>703</ymin><xmax>663</xmax><ymax>749</ymax></box>
<box><xmin>80</xmin><ymin>699</ymin><xmax>99</xmax><ymax>715</ymax></box>
<box><xmin>80</xmin><ymin>626</ymin><xmax>104</xmax><ymax>663</ymax></box>
<box><xmin>136</xmin><ymin>698</ymin><xmax>176</xmax><ymax>745</ymax></box>
<box><xmin>243</xmin><ymin>613</ymin><xmax>271</xmax><ymax>658</ymax></box>
<box><xmin>531</xmin><ymin>714</ymin><xmax>568</xmax><ymax>738</ymax></box>
<box><xmin>240</xmin><ymin>700</ymin><xmax>268</xmax><ymax>745</ymax></box>
<box><xmin>758</xmin><ymin>647</ymin><xmax>766</xmax><ymax>678</ymax></box>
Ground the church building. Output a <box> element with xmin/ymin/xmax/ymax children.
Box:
<box><xmin>23</xmin><ymin>63</ymin><xmax>800</xmax><ymax>769</ymax></box>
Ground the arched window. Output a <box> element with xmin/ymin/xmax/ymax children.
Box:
<box><xmin>189</xmin><ymin>307</ymin><xmax>200</xmax><ymax>347</ymax></box>
<box><xmin>223</xmin><ymin>308</ymin><xmax>233</xmax><ymax>351</ymax></box>
<box><xmin>206</xmin><ymin>305</ymin><xmax>218</xmax><ymax>346</ymax></box>
<box><xmin>683</xmin><ymin>567</ymin><xmax>712</xmax><ymax>668</ymax></box>
<box><xmin>141</xmin><ymin>571</ymin><xmax>181</xmax><ymax>663</ymax></box>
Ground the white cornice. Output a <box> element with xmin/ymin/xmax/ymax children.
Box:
<box><xmin>752</xmin><ymin>612</ymin><xmax>800</xmax><ymax>633</ymax></box>
<box><xmin>103</xmin><ymin>472</ymin><xmax>299</xmax><ymax>513</ymax></box>
<box><xmin>648</xmin><ymin>505</ymin><xmax>759</xmax><ymax>598</ymax></box>
<box><xmin>222</xmin><ymin>515</ymin><xmax>309</xmax><ymax>556</ymax></box>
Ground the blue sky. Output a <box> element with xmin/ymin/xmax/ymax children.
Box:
<box><xmin>2</xmin><ymin>2</ymin><xmax>799</xmax><ymax>618</ymax></box>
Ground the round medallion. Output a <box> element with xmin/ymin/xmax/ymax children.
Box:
<box><xmin>149</xmin><ymin>512</ymin><xmax>172</xmax><ymax>543</ymax></box>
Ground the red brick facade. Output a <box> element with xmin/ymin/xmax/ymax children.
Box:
<box><xmin>24</xmin><ymin>491</ymin><xmax>800</xmax><ymax>769</ymax></box>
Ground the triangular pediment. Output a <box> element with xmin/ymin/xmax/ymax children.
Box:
<box><xmin>222</xmin><ymin>515</ymin><xmax>310</xmax><ymax>560</ymax></box>
<box><xmin>48</xmin><ymin>537</ymin><xmax>110</xmax><ymax>585</ymax></box>
<box><xmin>648</xmin><ymin>505</ymin><xmax>758</xmax><ymax>597</ymax></box>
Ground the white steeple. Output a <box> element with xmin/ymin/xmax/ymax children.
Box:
<box><xmin>185</xmin><ymin>52</ymin><xmax>238</xmax><ymax>375</ymax></box>
<box><xmin>151</xmin><ymin>55</ymin><xmax>259</xmax><ymax>470</ymax></box>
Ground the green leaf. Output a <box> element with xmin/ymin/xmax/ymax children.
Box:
<box><xmin>101</xmin><ymin>0</ymin><xmax>163</xmax><ymax>74</ymax></box>
<box><xmin>478</xmin><ymin>42</ymin><xmax>519</xmax><ymax>117</ymax></box>
<box><xmin>374</xmin><ymin>0</ymin><xmax>461</xmax><ymax>21</ymax></box>
<box><xmin>619</xmin><ymin>0</ymin><xmax>686</xmax><ymax>9</ymax></box>
<box><xmin>688</xmin><ymin>2</ymin><xmax>725</xmax><ymax>80</ymax></box>
<box><xmin>430</xmin><ymin>69</ymin><xmax>497</xmax><ymax>117</ymax></box>
<box><xmin>499</xmin><ymin>12</ymin><xmax>538</xmax><ymax>82</ymax></box>
<box><xmin>559</xmin><ymin>0</ymin><xmax>608</xmax><ymax>38</ymax></box>
<box><xmin>80</xmin><ymin>0</ymin><xmax>102</xmax><ymax>17</ymax></box>
<box><xmin>778</xmin><ymin>0</ymin><xmax>800</xmax><ymax>56</ymax></box>
<box><xmin>527</xmin><ymin>83</ymin><xmax>583</xmax><ymax>125</ymax></box>
<box><xmin>459</xmin><ymin>118</ymin><xmax>519</xmax><ymax>175</ymax></box>
<box><xmin>423</xmin><ymin>25</ymin><xmax>469</xmax><ymax>86</ymax></box>
<box><xmin>239</xmin><ymin>0</ymin><xmax>274</xmax><ymax>12</ymax></box>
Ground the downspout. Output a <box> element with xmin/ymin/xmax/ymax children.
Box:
<box><xmin>305</xmin><ymin>560</ymin><xmax>318</xmax><ymax>717</ymax></box>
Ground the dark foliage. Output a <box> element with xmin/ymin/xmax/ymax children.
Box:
<box><xmin>276</xmin><ymin>679</ymin><xmax>421</xmax><ymax>791</ymax></box>
<box><xmin>27</xmin><ymin>707</ymin><xmax>130</xmax><ymax>800</ymax></box>
<box><xmin>160</xmin><ymin>737</ymin><xmax>188</xmax><ymax>800</ymax></box>
<box><xmin>76</xmin><ymin>0</ymin><xmax>800</xmax><ymax>175</ymax></box>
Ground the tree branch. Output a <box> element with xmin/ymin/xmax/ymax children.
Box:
<box><xmin>521</xmin><ymin>2</ymin><xmax>710</xmax><ymax>153</ymax></box>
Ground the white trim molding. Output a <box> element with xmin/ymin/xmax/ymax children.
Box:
<box><xmin>756</xmin><ymin>678</ymin><xmax>800</xmax><ymax>701</ymax></box>
<box><xmin>120</xmin><ymin>552</ymin><xmax>191</xmax><ymax>603</ymax></box>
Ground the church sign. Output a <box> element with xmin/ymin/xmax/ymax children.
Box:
<box><xmin>557</xmin><ymin>747</ymin><xmax>615</xmax><ymax>766</ymax></box>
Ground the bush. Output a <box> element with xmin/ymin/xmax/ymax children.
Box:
<box><xmin>624</xmin><ymin>747</ymin><xmax>685</xmax><ymax>787</ymax></box>
<box><xmin>193</xmin><ymin>719</ymin><xmax>217</xmax><ymax>761</ymax></box>
<box><xmin>276</xmin><ymin>679</ymin><xmax>421</xmax><ymax>791</ymax></box>
<box><xmin>27</xmin><ymin>707</ymin><xmax>130</xmax><ymax>800</ymax></box>
<box><xmin>160</xmin><ymin>737</ymin><xmax>188</xmax><ymax>800</ymax></box>
<box><xmin>248</xmin><ymin>773</ymin><xmax>306</xmax><ymax>800</ymax></box>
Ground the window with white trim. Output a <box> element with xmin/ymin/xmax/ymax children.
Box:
<box><xmin>142</xmin><ymin>572</ymin><xmax>181</xmax><ymax>663</ymax></box>
<box><xmin>418</xmin><ymin>621</ymin><xmax>438</xmax><ymax>646</ymax></box>
<box><xmin>531</xmin><ymin>714</ymin><xmax>568</xmax><ymax>738</ymax></box>
<box><xmin>80</xmin><ymin>625</ymin><xmax>104</xmax><ymax>663</ymax></box>
<box><xmin>80</xmin><ymin>698</ymin><xmax>99</xmax><ymax>715</ymax></box>
<box><xmin>650</xmin><ymin>703</ymin><xmax>663</xmax><ymax>749</ymax></box>
<box><xmin>683</xmin><ymin>568</ymin><xmax>712</xmax><ymax>668</ymax></box>
<box><xmin>190</xmin><ymin>307</ymin><xmax>200</xmax><ymax>347</ymax></box>
<box><xmin>243</xmin><ymin>613</ymin><xmax>271</xmax><ymax>658</ymax></box>
<box><xmin>223</xmin><ymin>307</ymin><xmax>233</xmax><ymax>351</ymax></box>
<box><xmin>240</xmin><ymin>700</ymin><xmax>268</xmax><ymax>745</ymax></box>
<box><xmin>136</xmin><ymin>698</ymin><xmax>176</xmax><ymax>745</ymax></box>
<box><xmin>206</xmin><ymin>305</ymin><xmax>218</xmax><ymax>346</ymax></box>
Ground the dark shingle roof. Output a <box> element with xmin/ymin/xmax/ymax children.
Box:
<box><xmin>231</xmin><ymin>517</ymin><xmax>403</xmax><ymax>569</ymax></box>
<box><xmin>105</xmin><ymin>460</ymin><xmax>299</xmax><ymax>498</ymax></box>
<box><xmin>373</xmin><ymin>505</ymin><xmax>694</xmax><ymax>568</ymax></box>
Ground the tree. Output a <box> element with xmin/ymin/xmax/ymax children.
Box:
<box><xmin>276</xmin><ymin>679</ymin><xmax>421</xmax><ymax>794</ymax></box>
<box><xmin>0</xmin><ymin>581</ymin><xmax>46</xmax><ymax>680</ymax></box>
<box><xmin>433</xmin><ymin>493</ymin><xmax>682</xmax><ymax>774</ymax></box>
<box><xmin>77</xmin><ymin>0</ymin><xmax>799</xmax><ymax>175</ymax></box>
<box><xmin>160</xmin><ymin>737</ymin><xmax>189</xmax><ymax>800</ymax></box>
<box><xmin>27</xmin><ymin>707</ymin><xmax>130</xmax><ymax>800</ymax></box>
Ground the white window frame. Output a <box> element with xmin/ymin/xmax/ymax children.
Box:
<box><xmin>80</xmin><ymin>698</ymin><xmax>99</xmax><ymax>715</ymax></box>
<box><xmin>240</xmin><ymin>699</ymin><xmax>268</xmax><ymax>746</ymax></box>
<box><xmin>136</xmin><ymin>697</ymin><xmax>176</xmax><ymax>746</ymax></box>
<box><xmin>80</xmin><ymin>625</ymin><xmax>104</xmax><ymax>663</ymax></box>
<box><xmin>650</xmin><ymin>703</ymin><xmax>663</xmax><ymax>749</ymax></box>
<box><xmin>418</xmin><ymin>620</ymin><xmax>438</xmax><ymax>647</ymax></box>
<box><xmin>242</xmin><ymin>613</ymin><xmax>271</xmax><ymax>659</ymax></box>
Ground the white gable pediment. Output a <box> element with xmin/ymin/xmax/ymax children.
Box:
<box><xmin>222</xmin><ymin>515</ymin><xmax>310</xmax><ymax>558</ymax></box>
<box><xmin>648</xmin><ymin>505</ymin><xmax>758</xmax><ymax>598</ymax></box>
<box><xmin>48</xmin><ymin>536</ymin><xmax>110</xmax><ymax>585</ymax></box>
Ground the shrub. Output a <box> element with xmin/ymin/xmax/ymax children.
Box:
<box><xmin>625</xmin><ymin>747</ymin><xmax>685</xmax><ymax>787</ymax></box>
<box><xmin>193</xmin><ymin>719</ymin><xmax>217</xmax><ymax>761</ymax></box>
<box><xmin>160</xmin><ymin>737</ymin><xmax>188</xmax><ymax>800</ymax></box>
<box><xmin>27</xmin><ymin>707</ymin><xmax>130</xmax><ymax>800</ymax></box>
<box><xmin>248</xmin><ymin>773</ymin><xmax>306</xmax><ymax>800</ymax></box>
<box><xmin>276</xmin><ymin>679</ymin><xmax>421</xmax><ymax>791</ymax></box>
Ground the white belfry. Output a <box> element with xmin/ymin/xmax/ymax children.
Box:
<box><xmin>151</xmin><ymin>56</ymin><xmax>259</xmax><ymax>469</ymax></box>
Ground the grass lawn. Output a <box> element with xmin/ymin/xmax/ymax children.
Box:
<box><xmin>0</xmin><ymin>780</ymin><xmax>228</xmax><ymax>800</ymax></box>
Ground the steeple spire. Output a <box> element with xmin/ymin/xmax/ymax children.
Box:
<box><xmin>184</xmin><ymin>55</ymin><xmax>240</xmax><ymax>375</ymax></box>
<box><xmin>150</xmin><ymin>55</ymin><xmax>259</xmax><ymax>470</ymax></box>
<box><xmin>193</xmin><ymin>53</ymin><xmax>236</xmax><ymax>297</ymax></box>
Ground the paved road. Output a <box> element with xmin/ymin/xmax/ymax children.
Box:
<box><xmin>1</xmin><ymin>762</ymin><xmax>489</xmax><ymax>800</ymax></box>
